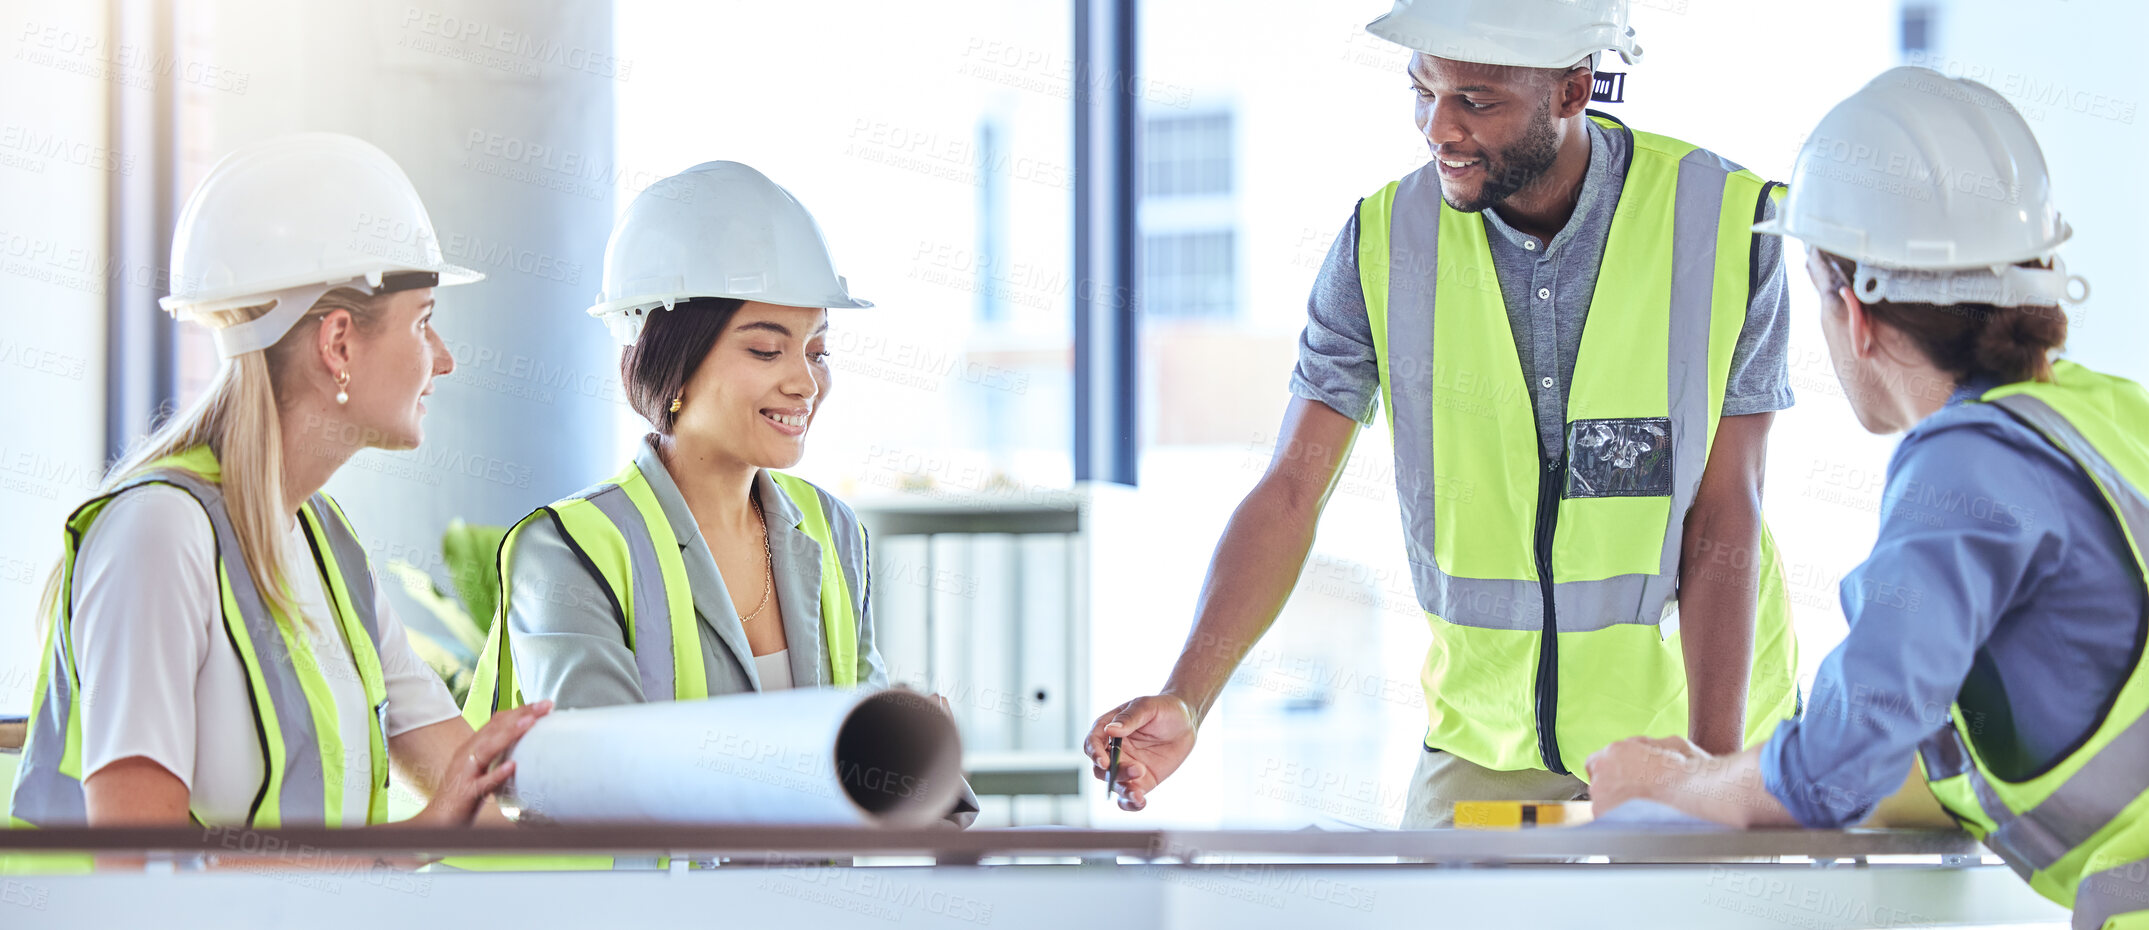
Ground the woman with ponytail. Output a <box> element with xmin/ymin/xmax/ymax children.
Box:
<box><xmin>1587</xmin><ymin>69</ymin><xmax>2149</xmax><ymax>926</ymax></box>
<box><xmin>11</xmin><ymin>134</ymin><xmax>549</xmax><ymax>835</ymax></box>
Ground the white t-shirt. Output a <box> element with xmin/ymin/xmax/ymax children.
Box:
<box><xmin>753</xmin><ymin>649</ymin><xmax>793</xmax><ymax>691</ymax></box>
<box><xmin>69</xmin><ymin>485</ymin><xmax>461</xmax><ymax>825</ymax></box>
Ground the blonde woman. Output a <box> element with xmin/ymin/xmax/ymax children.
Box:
<box><xmin>11</xmin><ymin>134</ymin><xmax>549</xmax><ymax>833</ymax></box>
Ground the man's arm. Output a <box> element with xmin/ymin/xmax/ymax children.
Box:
<box><xmin>1677</xmin><ymin>411</ymin><xmax>1774</xmax><ymax>754</ymax></box>
<box><xmin>1085</xmin><ymin>397</ymin><xmax>1359</xmax><ymax>809</ymax></box>
<box><xmin>1163</xmin><ymin>397</ymin><xmax>1360</xmax><ymax>720</ymax></box>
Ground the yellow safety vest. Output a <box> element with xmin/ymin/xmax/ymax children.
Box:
<box><xmin>1917</xmin><ymin>360</ymin><xmax>2149</xmax><ymax>929</ymax></box>
<box><xmin>1357</xmin><ymin>113</ymin><xmax>1801</xmax><ymax>775</ymax></box>
<box><xmin>451</xmin><ymin>462</ymin><xmax>862</xmax><ymax>872</ymax></box>
<box><xmin>12</xmin><ymin>446</ymin><xmax>391</xmax><ymax>830</ymax></box>
<box><xmin>465</xmin><ymin>461</ymin><xmax>860</xmax><ymax>725</ymax></box>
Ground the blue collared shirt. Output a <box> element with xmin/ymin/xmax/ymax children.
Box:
<box><xmin>1762</xmin><ymin>376</ymin><xmax>2147</xmax><ymax>827</ymax></box>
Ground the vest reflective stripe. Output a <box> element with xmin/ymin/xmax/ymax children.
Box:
<box><xmin>1358</xmin><ymin>115</ymin><xmax>1800</xmax><ymax>773</ymax></box>
<box><xmin>12</xmin><ymin>567</ymin><xmax>86</xmax><ymax>825</ymax></box>
<box><xmin>1915</xmin><ymin>361</ymin><xmax>2149</xmax><ymax>918</ymax></box>
<box><xmin>2075</xmin><ymin>855</ymin><xmax>2149</xmax><ymax>930</ymax></box>
<box><xmin>773</xmin><ymin>472</ymin><xmax>859</xmax><ymax>683</ymax></box>
<box><xmin>11</xmin><ymin>450</ymin><xmax>390</xmax><ymax>828</ymax></box>
<box><xmin>465</xmin><ymin>465</ymin><xmax>861</xmax><ymax>726</ymax></box>
<box><xmin>611</xmin><ymin>465</ymin><xmax>710</xmax><ymax>698</ymax></box>
<box><xmin>578</xmin><ymin>481</ymin><xmax>694</xmax><ymax>702</ymax></box>
<box><xmin>294</xmin><ymin>496</ymin><xmax>391</xmax><ymax>825</ymax></box>
<box><xmin>1944</xmin><ymin>709</ymin><xmax>2149</xmax><ymax>877</ymax></box>
<box><xmin>1919</xmin><ymin>723</ymin><xmax>1974</xmax><ymax>780</ymax></box>
<box><xmin>1994</xmin><ymin>394</ymin><xmax>2149</xmax><ymax>559</ymax></box>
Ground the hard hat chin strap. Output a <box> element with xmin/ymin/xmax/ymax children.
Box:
<box><xmin>194</xmin><ymin>279</ymin><xmax>372</xmax><ymax>359</ymax></box>
<box><xmin>1853</xmin><ymin>255</ymin><xmax>2089</xmax><ymax>309</ymax></box>
<box><xmin>172</xmin><ymin>270</ymin><xmax>442</xmax><ymax>358</ymax></box>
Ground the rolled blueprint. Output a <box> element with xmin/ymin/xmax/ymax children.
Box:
<box><xmin>498</xmin><ymin>688</ymin><xmax>964</xmax><ymax>828</ymax></box>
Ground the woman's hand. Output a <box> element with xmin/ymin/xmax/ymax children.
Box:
<box><xmin>408</xmin><ymin>701</ymin><xmax>552</xmax><ymax>827</ymax></box>
<box><xmin>1587</xmin><ymin>736</ymin><xmax>1797</xmax><ymax>829</ymax></box>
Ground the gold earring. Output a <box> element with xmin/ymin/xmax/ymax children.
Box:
<box><xmin>335</xmin><ymin>371</ymin><xmax>350</xmax><ymax>406</ymax></box>
<box><xmin>668</xmin><ymin>396</ymin><xmax>682</xmax><ymax>413</ymax></box>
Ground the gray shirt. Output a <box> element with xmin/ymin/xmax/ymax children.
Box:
<box><xmin>1291</xmin><ymin>119</ymin><xmax>1795</xmax><ymax>454</ymax></box>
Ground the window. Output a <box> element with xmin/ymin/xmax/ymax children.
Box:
<box><xmin>1138</xmin><ymin>110</ymin><xmax>1238</xmax><ymax>321</ymax></box>
<box><xmin>1140</xmin><ymin>229</ymin><xmax>1235</xmax><ymax>319</ymax></box>
<box><xmin>1900</xmin><ymin>4</ymin><xmax>1936</xmax><ymax>57</ymax></box>
<box><xmin>1142</xmin><ymin>111</ymin><xmax>1232</xmax><ymax>198</ymax></box>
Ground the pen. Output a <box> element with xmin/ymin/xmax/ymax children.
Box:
<box><xmin>1105</xmin><ymin>736</ymin><xmax>1123</xmax><ymax>799</ymax></box>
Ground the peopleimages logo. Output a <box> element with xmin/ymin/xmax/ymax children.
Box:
<box><xmin>442</xmin><ymin>232</ymin><xmax>582</xmax><ymax>285</ymax></box>
<box><xmin>0</xmin><ymin>124</ymin><xmax>135</xmax><ymax>175</ymax></box>
<box><xmin>399</xmin><ymin>8</ymin><xmax>632</xmax><ymax>80</ymax></box>
<box><xmin>14</xmin><ymin>20</ymin><xmax>252</xmax><ymax>93</ymax></box>
<box><xmin>460</xmin><ymin>130</ymin><xmax>684</xmax><ymax>203</ymax></box>
<box><xmin>1906</xmin><ymin>52</ymin><xmax>2138</xmax><ymax>125</ymax></box>
<box><xmin>1803</xmin><ymin>133</ymin><xmax>2021</xmax><ymax>206</ymax></box>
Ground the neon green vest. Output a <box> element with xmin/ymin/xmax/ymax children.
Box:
<box><xmin>11</xmin><ymin>446</ymin><xmax>391</xmax><ymax>829</ymax></box>
<box><xmin>1357</xmin><ymin>114</ymin><xmax>1800</xmax><ymax>775</ymax></box>
<box><xmin>1916</xmin><ymin>361</ymin><xmax>2149</xmax><ymax>928</ymax></box>
<box><xmin>464</xmin><ymin>462</ymin><xmax>860</xmax><ymax>727</ymax></box>
<box><xmin>449</xmin><ymin>462</ymin><xmax>863</xmax><ymax>872</ymax></box>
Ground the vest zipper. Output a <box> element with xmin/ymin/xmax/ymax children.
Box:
<box><xmin>1533</xmin><ymin>453</ymin><xmax>1568</xmax><ymax>775</ymax></box>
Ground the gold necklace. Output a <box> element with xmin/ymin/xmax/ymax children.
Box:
<box><xmin>736</xmin><ymin>495</ymin><xmax>775</xmax><ymax>624</ymax></box>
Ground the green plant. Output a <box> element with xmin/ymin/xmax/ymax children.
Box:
<box><xmin>441</xmin><ymin>519</ymin><xmax>508</xmax><ymax>636</ymax></box>
<box><xmin>382</xmin><ymin>520</ymin><xmax>507</xmax><ymax>705</ymax></box>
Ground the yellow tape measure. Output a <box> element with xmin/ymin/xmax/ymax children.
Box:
<box><xmin>1452</xmin><ymin>801</ymin><xmax>1594</xmax><ymax>830</ymax></box>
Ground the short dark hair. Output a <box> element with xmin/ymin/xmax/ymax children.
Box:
<box><xmin>1816</xmin><ymin>252</ymin><xmax>2067</xmax><ymax>385</ymax></box>
<box><xmin>619</xmin><ymin>297</ymin><xmax>746</xmax><ymax>433</ymax></box>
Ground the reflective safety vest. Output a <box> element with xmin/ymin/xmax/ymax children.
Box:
<box><xmin>451</xmin><ymin>461</ymin><xmax>863</xmax><ymax>872</ymax></box>
<box><xmin>1917</xmin><ymin>360</ymin><xmax>2149</xmax><ymax>929</ymax></box>
<box><xmin>464</xmin><ymin>460</ymin><xmax>860</xmax><ymax>726</ymax></box>
<box><xmin>11</xmin><ymin>446</ymin><xmax>391</xmax><ymax>828</ymax></box>
<box><xmin>1357</xmin><ymin>113</ymin><xmax>1801</xmax><ymax>775</ymax></box>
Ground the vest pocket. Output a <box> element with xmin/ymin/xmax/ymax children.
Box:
<box><xmin>1564</xmin><ymin>418</ymin><xmax>1675</xmax><ymax>498</ymax></box>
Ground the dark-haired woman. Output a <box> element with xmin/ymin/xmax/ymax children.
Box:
<box><xmin>1587</xmin><ymin>68</ymin><xmax>2148</xmax><ymax>927</ymax></box>
<box><xmin>463</xmin><ymin>162</ymin><xmax>974</xmax><ymax>830</ymax></box>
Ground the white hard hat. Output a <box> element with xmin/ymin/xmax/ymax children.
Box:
<box><xmin>160</xmin><ymin>133</ymin><xmax>483</xmax><ymax>358</ymax></box>
<box><xmin>1366</xmin><ymin>0</ymin><xmax>1642</xmax><ymax>69</ymax></box>
<box><xmin>589</xmin><ymin>161</ymin><xmax>872</xmax><ymax>346</ymax></box>
<box><xmin>1756</xmin><ymin>66</ymin><xmax>2086</xmax><ymax>308</ymax></box>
